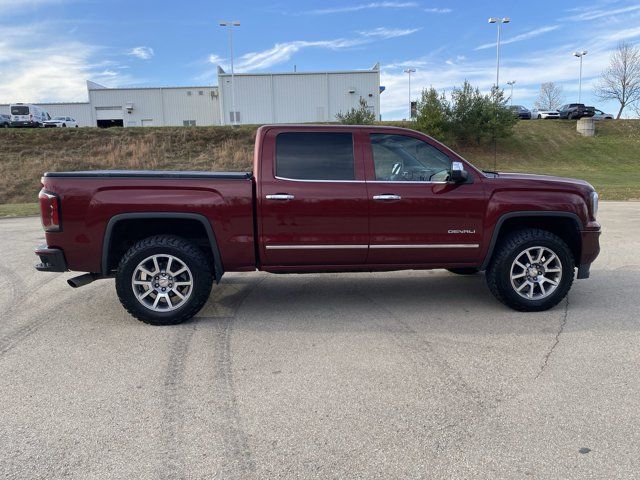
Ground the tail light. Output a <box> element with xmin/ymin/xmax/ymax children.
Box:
<box><xmin>39</xmin><ymin>190</ymin><xmax>61</xmax><ymax>232</ymax></box>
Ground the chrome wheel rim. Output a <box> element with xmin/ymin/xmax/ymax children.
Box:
<box><xmin>510</xmin><ymin>246</ymin><xmax>562</xmax><ymax>300</ymax></box>
<box><xmin>131</xmin><ymin>254</ymin><xmax>193</xmax><ymax>312</ymax></box>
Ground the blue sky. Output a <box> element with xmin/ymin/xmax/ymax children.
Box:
<box><xmin>1</xmin><ymin>0</ymin><xmax>640</xmax><ymax>118</ymax></box>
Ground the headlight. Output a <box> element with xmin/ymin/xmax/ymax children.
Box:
<box><xmin>590</xmin><ymin>191</ymin><xmax>599</xmax><ymax>219</ymax></box>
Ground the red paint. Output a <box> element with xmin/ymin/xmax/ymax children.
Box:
<box><xmin>38</xmin><ymin>125</ymin><xmax>600</xmax><ymax>277</ymax></box>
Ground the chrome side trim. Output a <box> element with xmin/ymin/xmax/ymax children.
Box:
<box><xmin>370</xmin><ymin>244</ymin><xmax>480</xmax><ymax>249</ymax></box>
<box><xmin>274</xmin><ymin>176</ymin><xmax>366</xmax><ymax>184</ymax></box>
<box><xmin>367</xmin><ymin>180</ymin><xmax>449</xmax><ymax>184</ymax></box>
<box><xmin>266</xmin><ymin>244</ymin><xmax>368</xmax><ymax>250</ymax></box>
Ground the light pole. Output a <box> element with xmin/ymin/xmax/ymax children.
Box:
<box><xmin>573</xmin><ymin>50</ymin><xmax>588</xmax><ymax>103</ymax></box>
<box><xmin>219</xmin><ymin>20</ymin><xmax>240</xmax><ymax>125</ymax></box>
<box><xmin>487</xmin><ymin>17</ymin><xmax>510</xmax><ymax>88</ymax></box>
<box><xmin>404</xmin><ymin>68</ymin><xmax>416</xmax><ymax>120</ymax></box>
<box><xmin>506</xmin><ymin>80</ymin><xmax>516</xmax><ymax>105</ymax></box>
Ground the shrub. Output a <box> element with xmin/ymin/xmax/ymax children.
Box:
<box><xmin>414</xmin><ymin>81</ymin><xmax>517</xmax><ymax>144</ymax></box>
<box><xmin>336</xmin><ymin>97</ymin><xmax>376</xmax><ymax>124</ymax></box>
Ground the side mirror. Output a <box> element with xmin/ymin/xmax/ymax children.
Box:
<box><xmin>449</xmin><ymin>161</ymin><xmax>468</xmax><ymax>183</ymax></box>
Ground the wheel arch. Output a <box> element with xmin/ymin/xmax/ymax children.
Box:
<box><xmin>481</xmin><ymin>211</ymin><xmax>583</xmax><ymax>270</ymax></box>
<box><xmin>102</xmin><ymin>212</ymin><xmax>224</xmax><ymax>282</ymax></box>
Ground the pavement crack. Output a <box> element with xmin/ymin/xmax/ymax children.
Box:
<box><xmin>535</xmin><ymin>295</ymin><xmax>569</xmax><ymax>379</ymax></box>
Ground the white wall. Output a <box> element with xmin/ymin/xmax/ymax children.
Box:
<box><xmin>218</xmin><ymin>68</ymin><xmax>380</xmax><ymax>125</ymax></box>
<box><xmin>88</xmin><ymin>86</ymin><xmax>220</xmax><ymax>127</ymax></box>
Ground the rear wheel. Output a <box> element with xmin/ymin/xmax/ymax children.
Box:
<box><xmin>486</xmin><ymin>229</ymin><xmax>574</xmax><ymax>311</ymax></box>
<box><xmin>115</xmin><ymin>235</ymin><xmax>213</xmax><ymax>325</ymax></box>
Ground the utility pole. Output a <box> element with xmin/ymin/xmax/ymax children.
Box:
<box><xmin>404</xmin><ymin>68</ymin><xmax>416</xmax><ymax>120</ymax></box>
<box><xmin>219</xmin><ymin>21</ymin><xmax>240</xmax><ymax>125</ymax></box>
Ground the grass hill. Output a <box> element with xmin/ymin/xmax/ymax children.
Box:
<box><xmin>0</xmin><ymin>120</ymin><xmax>638</xmax><ymax>207</ymax></box>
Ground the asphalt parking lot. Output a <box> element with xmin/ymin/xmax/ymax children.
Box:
<box><xmin>1</xmin><ymin>202</ymin><xmax>639</xmax><ymax>479</ymax></box>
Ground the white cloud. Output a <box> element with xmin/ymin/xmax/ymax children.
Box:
<box><xmin>303</xmin><ymin>2</ymin><xmax>417</xmax><ymax>15</ymax></box>
<box><xmin>0</xmin><ymin>23</ymin><xmax>136</xmax><ymax>103</ymax></box>
<box><xmin>475</xmin><ymin>25</ymin><xmax>559</xmax><ymax>50</ymax></box>
<box><xmin>236</xmin><ymin>38</ymin><xmax>366</xmax><ymax>71</ymax></box>
<box><xmin>207</xmin><ymin>54</ymin><xmax>225</xmax><ymax>64</ymax></box>
<box><xmin>356</xmin><ymin>27</ymin><xmax>420</xmax><ymax>39</ymax></box>
<box><xmin>424</xmin><ymin>8</ymin><xmax>452</xmax><ymax>13</ymax></box>
<box><xmin>127</xmin><ymin>46</ymin><xmax>154</xmax><ymax>60</ymax></box>
<box><xmin>564</xmin><ymin>4</ymin><xmax>640</xmax><ymax>21</ymax></box>
<box><xmin>598</xmin><ymin>26</ymin><xmax>640</xmax><ymax>43</ymax></box>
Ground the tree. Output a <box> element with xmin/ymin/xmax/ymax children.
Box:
<box><xmin>336</xmin><ymin>97</ymin><xmax>376</xmax><ymax>124</ymax></box>
<box><xmin>534</xmin><ymin>82</ymin><xmax>564</xmax><ymax>110</ymax></box>
<box><xmin>594</xmin><ymin>42</ymin><xmax>640</xmax><ymax>119</ymax></box>
<box><xmin>413</xmin><ymin>81</ymin><xmax>517</xmax><ymax>145</ymax></box>
<box><xmin>415</xmin><ymin>87</ymin><xmax>449</xmax><ymax>140</ymax></box>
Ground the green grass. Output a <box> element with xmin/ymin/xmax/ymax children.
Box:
<box><xmin>0</xmin><ymin>120</ymin><xmax>638</xmax><ymax>202</ymax></box>
<box><xmin>0</xmin><ymin>202</ymin><xmax>39</xmax><ymax>217</ymax></box>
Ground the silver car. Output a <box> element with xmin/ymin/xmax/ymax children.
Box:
<box><xmin>593</xmin><ymin>109</ymin><xmax>613</xmax><ymax>120</ymax></box>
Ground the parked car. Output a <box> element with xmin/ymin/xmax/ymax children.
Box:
<box><xmin>44</xmin><ymin>116</ymin><xmax>78</xmax><ymax>128</ymax></box>
<box><xmin>509</xmin><ymin>105</ymin><xmax>532</xmax><ymax>119</ymax></box>
<box><xmin>10</xmin><ymin>104</ymin><xmax>50</xmax><ymax>127</ymax></box>
<box><xmin>592</xmin><ymin>109</ymin><xmax>613</xmax><ymax>120</ymax></box>
<box><xmin>558</xmin><ymin>103</ymin><xmax>595</xmax><ymax>120</ymax></box>
<box><xmin>532</xmin><ymin>109</ymin><xmax>560</xmax><ymax>119</ymax></box>
<box><xmin>35</xmin><ymin>125</ymin><xmax>602</xmax><ymax>325</ymax></box>
<box><xmin>0</xmin><ymin>113</ymin><xmax>10</xmax><ymax>127</ymax></box>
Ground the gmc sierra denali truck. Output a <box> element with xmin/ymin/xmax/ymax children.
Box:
<box><xmin>35</xmin><ymin>125</ymin><xmax>601</xmax><ymax>325</ymax></box>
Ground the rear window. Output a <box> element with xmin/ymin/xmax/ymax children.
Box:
<box><xmin>11</xmin><ymin>106</ymin><xmax>29</xmax><ymax>115</ymax></box>
<box><xmin>276</xmin><ymin>132</ymin><xmax>355</xmax><ymax>181</ymax></box>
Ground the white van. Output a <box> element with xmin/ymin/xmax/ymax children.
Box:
<box><xmin>10</xmin><ymin>104</ymin><xmax>50</xmax><ymax>127</ymax></box>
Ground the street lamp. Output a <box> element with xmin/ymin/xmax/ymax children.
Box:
<box><xmin>573</xmin><ymin>50</ymin><xmax>588</xmax><ymax>103</ymax></box>
<box><xmin>487</xmin><ymin>17</ymin><xmax>510</xmax><ymax>88</ymax></box>
<box><xmin>404</xmin><ymin>68</ymin><xmax>416</xmax><ymax>120</ymax></box>
<box><xmin>219</xmin><ymin>20</ymin><xmax>240</xmax><ymax>125</ymax></box>
<box><xmin>506</xmin><ymin>80</ymin><xmax>516</xmax><ymax>105</ymax></box>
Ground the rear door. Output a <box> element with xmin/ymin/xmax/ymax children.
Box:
<box><xmin>258</xmin><ymin>127</ymin><xmax>369</xmax><ymax>266</ymax></box>
<box><xmin>365</xmin><ymin>130</ymin><xmax>486</xmax><ymax>265</ymax></box>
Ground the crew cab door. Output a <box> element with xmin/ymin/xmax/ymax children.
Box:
<box><xmin>258</xmin><ymin>128</ymin><xmax>369</xmax><ymax>266</ymax></box>
<box><xmin>364</xmin><ymin>131</ymin><xmax>486</xmax><ymax>265</ymax></box>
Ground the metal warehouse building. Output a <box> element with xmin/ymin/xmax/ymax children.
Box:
<box><xmin>0</xmin><ymin>65</ymin><xmax>380</xmax><ymax>127</ymax></box>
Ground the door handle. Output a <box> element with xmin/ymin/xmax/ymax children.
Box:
<box><xmin>373</xmin><ymin>194</ymin><xmax>402</xmax><ymax>201</ymax></box>
<box><xmin>265</xmin><ymin>194</ymin><xmax>295</xmax><ymax>201</ymax></box>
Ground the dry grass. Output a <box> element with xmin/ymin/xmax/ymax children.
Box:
<box><xmin>0</xmin><ymin>120</ymin><xmax>638</xmax><ymax>203</ymax></box>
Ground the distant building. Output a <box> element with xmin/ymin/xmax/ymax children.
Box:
<box><xmin>0</xmin><ymin>65</ymin><xmax>381</xmax><ymax>127</ymax></box>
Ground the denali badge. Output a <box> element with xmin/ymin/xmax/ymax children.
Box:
<box><xmin>448</xmin><ymin>229</ymin><xmax>476</xmax><ymax>234</ymax></box>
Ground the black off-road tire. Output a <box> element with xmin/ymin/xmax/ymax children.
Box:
<box><xmin>447</xmin><ymin>268</ymin><xmax>480</xmax><ymax>275</ymax></box>
<box><xmin>115</xmin><ymin>235</ymin><xmax>213</xmax><ymax>325</ymax></box>
<box><xmin>485</xmin><ymin>228</ymin><xmax>574</xmax><ymax>312</ymax></box>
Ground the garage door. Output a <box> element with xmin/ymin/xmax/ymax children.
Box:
<box><xmin>95</xmin><ymin>107</ymin><xmax>123</xmax><ymax>120</ymax></box>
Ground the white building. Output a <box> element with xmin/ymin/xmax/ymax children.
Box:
<box><xmin>0</xmin><ymin>65</ymin><xmax>380</xmax><ymax>127</ymax></box>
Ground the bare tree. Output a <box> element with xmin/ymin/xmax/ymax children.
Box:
<box><xmin>534</xmin><ymin>82</ymin><xmax>564</xmax><ymax>110</ymax></box>
<box><xmin>594</xmin><ymin>42</ymin><xmax>640</xmax><ymax>119</ymax></box>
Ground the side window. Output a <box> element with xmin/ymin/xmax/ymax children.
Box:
<box><xmin>370</xmin><ymin>134</ymin><xmax>451</xmax><ymax>182</ymax></box>
<box><xmin>276</xmin><ymin>132</ymin><xmax>355</xmax><ymax>181</ymax></box>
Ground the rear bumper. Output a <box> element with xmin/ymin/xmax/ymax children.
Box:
<box><xmin>11</xmin><ymin>121</ymin><xmax>39</xmax><ymax>127</ymax></box>
<box><xmin>577</xmin><ymin>225</ymin><xmax>601</xmax><ymax>279</ymax></box>
<box><xmin>35</xmin><ymin>245</ymin><xmax>68</xmax><ymax>272</ymax></box>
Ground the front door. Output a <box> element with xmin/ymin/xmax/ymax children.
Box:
<box><xmin>259</xmin><ymin>129</ymin><xmax>369</xmax><ymax>266</ymax></box>
<box><xmin>365</xmin><ymin>131</ymin><xmax>486</xmax><ymax>265</ymax></box>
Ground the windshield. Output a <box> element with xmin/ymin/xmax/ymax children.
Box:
<box><xmin>53</xmin><ymin>117</ymin><xmax>65</xmax><ymax>120</ymax></box>
<box><xmin>11</xmin><ymin>106</ymin><xmax>29</xmax><ymax>115</ymax></box>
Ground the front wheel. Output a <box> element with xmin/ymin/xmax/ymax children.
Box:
<box><xmin>486</xmin><ymin>229</ymin><xmax>574</xmax><ymax>311</ymax></box>
<box><xmin>115</xmin><ymin>235</ymin><xmax>213</xmax><ymax>325</ymax></box>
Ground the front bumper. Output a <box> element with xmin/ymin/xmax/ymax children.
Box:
<box><xmin>44</xmin><ymin>123</ymin><xmax>62</xmax><ymax>128</ymax></box>
<box><xmin>577</xmin><ymin>225</ymin><xmax>601</xmax><ymax>279</ymax></box>
<box><xmin>35</xmin><ymin>245</ymin><xmax>68</xmax><ymax>272</ymax></box>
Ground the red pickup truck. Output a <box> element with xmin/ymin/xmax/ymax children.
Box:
<box><xmin>35</xmin><ymin>125</ymin><xmax>601</xmax><ymax>325</ymax></box>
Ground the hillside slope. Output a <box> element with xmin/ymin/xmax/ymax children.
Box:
<box><xmin>0</xmin><ymin>120</ymin><xmax>638</xmax><ymax>204</ymax></box>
